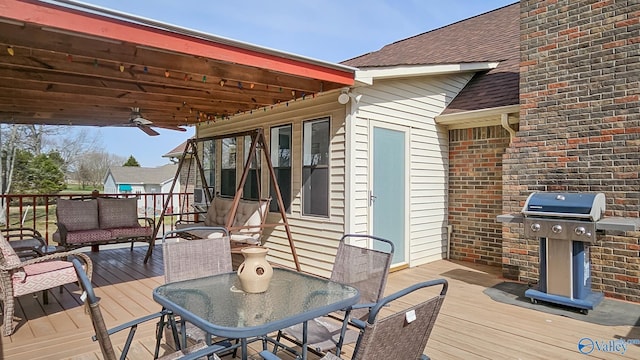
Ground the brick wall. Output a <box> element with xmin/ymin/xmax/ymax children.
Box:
<box><xmin>449</xmin><ymin>125</ymin><xmax>512</xmax><ymax>267</ymax></box>
<box><xmin>504</xmin><ymin>0</ymin><xmax>640</xmax><ymax>301</ymax></box>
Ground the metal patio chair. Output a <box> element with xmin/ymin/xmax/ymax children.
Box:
<box><xmin>261</xmin><ymin>278</ymin><xmax>448</xmax><ymax>360</ymax></box>
<box><xmin>274</xmin><ymin>234</ymin><xmax>394</xmax><ymax>356</ymax></box>
<box><xmin>161</xmin><ymin>227</ymin><xmax>234</xmax><ymax>350</ymax></box>
<box><xmin>71</xmin><ymin>257</ymin><xmax>224</xmax><ymax>360</ymax></box>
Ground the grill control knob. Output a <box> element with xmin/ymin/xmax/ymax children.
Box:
<box><xmin>530</xmin><ymin>223</ymin><xmax>541</xmax><ymax>232</ymax></box>
<box><xmin>575</xmin><ymin>227</ymin><xmax>586</xmax><ymax>236</ymax></box>
<box><xmin>552</xmin><ymin>224</ymin><xmax>563</xmax><ymax>234</ymax></box>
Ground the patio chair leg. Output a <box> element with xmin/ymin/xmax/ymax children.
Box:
<box><xmin>154</xmin><ymin>312</ymin><xmax>174</xmax><ymax>358</ymax></box>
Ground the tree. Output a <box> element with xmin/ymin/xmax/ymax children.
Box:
<box><xmin>75</xmin><ymin>151</ymin><xmax>125</xmax><ymax>189</ymax></box>
<box><xmin>48</xmin><ymin>127</ymin><xmax>101</xmax><ymax>175</ymax></box>
<box><xmin>11</xmin><ymin>149</ymin><xmax>65</xmax><ymax>194</ymax></box>
<box><xmin>123</xmin><ymin>155</ymin><xmax>140</xmax><ymax>167</ymax></box>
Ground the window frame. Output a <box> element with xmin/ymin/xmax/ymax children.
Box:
<box><xmin>199</xmin><ymin>139</ymin><xmax>216</xmax><ymax>201</ymax></box>
<box><xmin>242</xmin><ymin>134</ymin><xmax>261</xmax><ymax>200</ymax></box>
<box><xmin>269</xmin><ymin>124</ymin><xmax>293</xmax><ymax>213</ymax></box>
<box><xmin>301</xmin><ymin>117</ymin><xmax>330</xmax><ymax>217</ymax></box>
<box><xmin>220</xmin><ymin>137</ymin><xmax>237</xmax><ymax>197</ymax></box>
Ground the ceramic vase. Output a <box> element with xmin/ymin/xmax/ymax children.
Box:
<box><xmin>237</xmin><ymin>247</ymin><xmax>273</xmax><ymax>293</ymax></box>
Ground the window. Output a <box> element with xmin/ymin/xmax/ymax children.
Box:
<box><xmin>302</xmin><ymin>118</ymin><xmax>329</xmax><ymax>216</ymax></box>
<box><xmin>243</xmin><ymin>135</ymin><xmax>261</xmax><ymax>200</ymax></box>
<box><xmin>199</xmin><ymin>139</ymin><xmax>215</xmax><ymax>201</ymax></box>
<box><xmin>220</xmin><ymin>137</ymin><xmax>236</xmax><ymax>197</ymax></box>
<box><xmin>269</xmin><ymin>125</ymin><xmax>292</xmax><ymax>212</ymax></box>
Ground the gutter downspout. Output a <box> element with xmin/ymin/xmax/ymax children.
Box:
<box><xmin>447</xmin><ymin>224</ymin><xmax>453</xmax><ymax>259</ymax></box>
<box><xmin>501</xmin><ymin>113</ymin><xmax>516</xmax><ymax>142</ymax></box>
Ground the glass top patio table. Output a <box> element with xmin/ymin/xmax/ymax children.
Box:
<box><xmin>153</xmin><ymin>267</ymin><xmax>359</xmax><ymax>357</ymax></box>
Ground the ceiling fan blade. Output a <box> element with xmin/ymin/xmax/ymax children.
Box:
<box><xmin>151</xmin><ymin>124</ymin><xmax>188</xmax><ymax>132</ymax></box>
<box><xmin>137</xmin><ymin>124</ymin><xmax>160</xmax><ymax>136</ymax></box>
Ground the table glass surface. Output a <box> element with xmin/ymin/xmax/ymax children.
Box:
<box><xmin>153</xmin><ymin>268</ymin><xmax>359</xmax><ymax>338</ymax></box>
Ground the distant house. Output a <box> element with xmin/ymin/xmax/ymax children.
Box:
<box><xmin>162</xmin><ymin>141</ymin><xmax>215</xmax><ymax>205</ymax></box>
<box><xmin>162</xmin><ymin>140</ymin><xmax>201</xmax><ymax>202</ymax></box>
<box><xmin>103</xmin><ymin>164</ymin><xmax>180</xmax><ymax>215</ymax></box>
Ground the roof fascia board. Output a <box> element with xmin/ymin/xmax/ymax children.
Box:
<box><xmin>354</xmin><ymin>62</ymin><xmax>499</xmax><ymax>85</ymax></box>
<box><xmin>1</xmin><ymin>0</ymin><xmax>355</xmax><ymax>85</ymax></box>
<box><xmin>435</xmin><ymin>105</ymin><xmax>520</xmax><ymax>129</ymax></box>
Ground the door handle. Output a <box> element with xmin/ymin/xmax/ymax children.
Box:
<box><xmin>369</xmin><ymin>191</ymin><xmax>377</xmax><ymax>206</ymax></box>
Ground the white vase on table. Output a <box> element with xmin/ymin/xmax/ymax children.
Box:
<box><xmin>237</xmin><ymin>247</ymin><xmax>273</xmax><ymax>293</ymax></box>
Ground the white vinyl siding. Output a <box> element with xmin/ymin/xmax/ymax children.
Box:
<box><xmin>196</xmin><ymin>71</ymin><xmax>474</xmax><ymax>275</ymax></box>
<box><xmin>347</xmin><ymin>73</ymin><xmax>473</xmax><ymax>266</ymax></box>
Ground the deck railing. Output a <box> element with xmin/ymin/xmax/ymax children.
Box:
<box><xmin>0</xmin><ymin>191</ymin><xmax>195</xmax><ymax>245</ymax></box>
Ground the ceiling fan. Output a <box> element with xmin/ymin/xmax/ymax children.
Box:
<box><xmin>128</xmin><ymin>107</ymin><xmax>187</xmax><ymax>136</ymax></box>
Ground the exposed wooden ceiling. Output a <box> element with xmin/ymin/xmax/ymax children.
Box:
<box><xmin>0</xmin><ymin>0</ymin><xmax>354</xmax><ymax>134</ymax></box>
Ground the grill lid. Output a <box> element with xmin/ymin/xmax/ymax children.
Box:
<box><xmin>522</xmin><ymin>192</ymin><xmax>606</xmax><ymax>221</ymax></box>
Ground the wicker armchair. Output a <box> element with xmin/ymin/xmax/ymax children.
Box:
<box><xmin>0</xmin><ymin>232</ymin><xmax>92</xmax><ymax>336</ymax></box>
<box><xmin>262</xmin><ymin>279</ymin><xmax>448</xmax><ymax>360</ymax></box>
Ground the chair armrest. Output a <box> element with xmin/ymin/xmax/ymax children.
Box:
<box><xmin>0</xmin><ymin>249</ymin><xmax>91</xmax><ymax>271</ymax></box>
<box><xmin>258</xmin><ymin>351</ymin><xmax>283</xmax><ymax>360</ymax></box>
<box><xmin>138</xmin><ymin>217</ymin><xmax>155</xmax><ymax>227</ymax></box>
<box><xmin>350</xmin><ymin>318</ymin><xmax>366</xmax><ymax>330</ymax></box>
<box><xmin>1</xmin><ymin>227</ymin><xmax>45</xmax><ymax>242</ymax></box>
<box><xmin>350</xmin><ymin>302</ymin><xmax>376</xmax><ymax>310</ymax></box>
<box><xmin>55</xmin><ymin>222</ymin><xmax>70</xmax><ymax>243</ymax></box>
<box><xmin>3</xmin><ymin>227</ymin><xmax>47</xmax><ymax>255</ymax></box>
<box><xmin>175</xmin><ymin>219</ymin><xmax>201</xmax><ymax>225</ymax></box>
<box><xmin>94</xmin><ymin>311</ymin><xmax>166</xmax><ymax>339</ymax></box>
<box><xmin>179</xmin><ymin>344</ymin><xmax>226</xmax><ymax>360</ymax></box>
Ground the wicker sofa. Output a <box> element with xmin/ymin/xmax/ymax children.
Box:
<box><xmin>53</xmin><ymin>197</ymin><xmax>154</xmax><ymax>254</ymax></box>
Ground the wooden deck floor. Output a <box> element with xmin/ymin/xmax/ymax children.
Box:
<box><xmin>2</xmin><ymin>245</ymin><xmax>639</xmax><ymax>359</ymax></box>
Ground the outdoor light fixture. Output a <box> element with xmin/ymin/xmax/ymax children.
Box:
<box><xmin>338</xmin><ymin>89</ymin><xmax>362</xmax><ymax>105</ymax></box>
<box><xmin>337</xmin><ymin>89</ymin><xmax>350</xmax><ymax>104</ymax></box>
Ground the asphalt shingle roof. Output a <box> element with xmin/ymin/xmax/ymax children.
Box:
<box><xmin>108</xmin><ymin>164</ymin><xmax>177</xmax><ymax>184</ymax></box>
<box><xmin>342</xmin><ymin>3</ymin><xmax>519</xmax><ymax>114</ymax></box>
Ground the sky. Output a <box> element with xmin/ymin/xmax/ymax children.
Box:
<box><xmin>78</xmin><ymin>0</ymin><xmax>516</xmax><ymax>167</ymax></box>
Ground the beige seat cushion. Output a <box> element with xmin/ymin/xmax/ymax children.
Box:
<box><xmin>185</xmin><ymin>197</ymin><xmax>268</xmax><ymax>244</ymax></box>
<box><xmin>203</xmin><ymin>197</ymin><xmax>234</xmax><ymax>227</ymax></box>
<box><xmin>233</xmin><ymin>200</ymin><xmax>265</xmax><ymax>238</ymax></box>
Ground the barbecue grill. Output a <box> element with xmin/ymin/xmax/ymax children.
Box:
<box><xmin>522</xmin><ymin>192</ymin><xmax>605</xmax><ymax>242</ymax></box>
<box><xmin>521</xmin><ymin>192</ymin><xmax>605</xmax><ymax>313</ymax></box>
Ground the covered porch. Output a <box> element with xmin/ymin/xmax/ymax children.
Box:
<box><xmin>3</xmin><ymin>245</ymin><xmax>639</xmax><ymax>359</ymax></box>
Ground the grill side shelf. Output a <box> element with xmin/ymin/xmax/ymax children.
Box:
<box><xmin>596</xmin><ymin>217</ymin><xmax>640</xmax><ymax>232</ymax></box>
<box><xmin>496</xmin><ymin>214</ymin><xmax>523</xmax><ymax>223</ymax></box>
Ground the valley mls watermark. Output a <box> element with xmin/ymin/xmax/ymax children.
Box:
<box><xmin>577</xmin><ymin>337</ymin><xmax>640</xmax><ymax>355</ymax></box>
